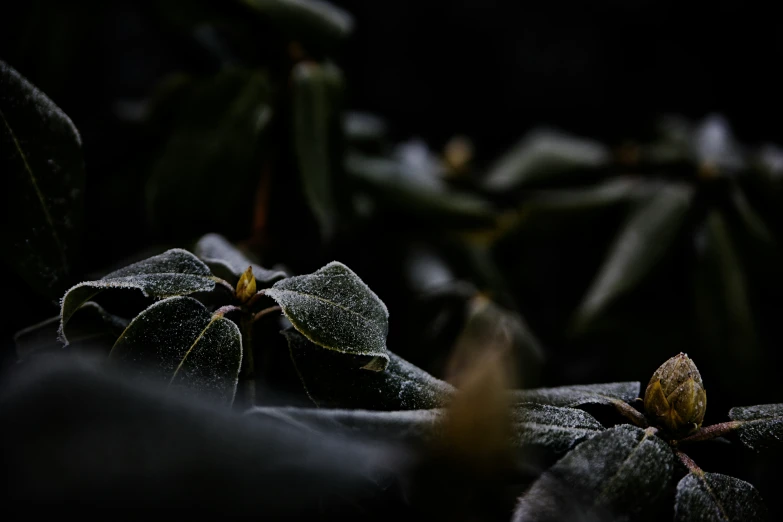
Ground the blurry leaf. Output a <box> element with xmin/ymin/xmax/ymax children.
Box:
<box><xmin>694</xmin><ymin>114</ymin><xmax>744</xmax><ymax>171</ymax></box>
<box><xmin>729</xmin><ymin>404</ymin><xmax>783</xmax><ymax>452</ymax></box>
<box><xmin>285</xmin><ymin>329</ymin><xmax>454</xmax><ymax>409</ymax></box>
<box><xmin>247</xmin><ymin>406</ymin><xmax>440</xmax><ymax>445</ymax></box>
<box><xmin>729</xmin><ymin>186</ymin><xmax>777</xmax><ymax>250</ymax></box>
<box><xmin>343</xmin><ymin>111</ymin><xmax>387</xmax><ymax>148</ymax></box>
<box><xmin>346</xmin><ymin>153</ymin><xmax>496</xmax><ymax>228</ymax></box>
<box><xmin>512</xmin><ymin>381</ymin><xmax>640</xmax><ymax>408</ymax></box>
<box><xmin>145</xmin><ymin>69</ymin><xmax>271</xmax><ymax>236</ymax></box>
<box><xmin>239</xmin><ymin>0</ymin><xmax>353</xmax><ymax>48</ymax></box>
<box><xmin>482</xmin><ymin>129</ymin><xmax>609</xmax><ymax>191</ymax></box>
<box><xmin>267</xmin><ymin>262</ymin><xmax>390</xmax><ymax>370</ymax></box>
<box><xmin>60</xmin><ymin>249</ymin><xmax>216</xmax><ymax>343</ymax></box>
<box><xmin>512</xmin><ymin>425</ymin><xmax>674</xmax><ymax>522</ymax></box>
<box><xmin>675</xmin><ymin>471</ymin><xmax>767</xmax><ymax>522</ymax></box>
<box><xmin>15</xmin><ymin>302</ymin><xmax>128</xmax><ymax>360</ymax></box>
<box><xmin>572</xmin><ymin>183</ymin><xmax>693</xmax><ymax>334</ymax></box>
<box><xmin>291</xmin><ymin>61</ymin><xmax>345</xmax><ymax>241</ymax></box>
<box><xmin>0</xmin><ymin>60</ymin><xmax>84</xmax><ymax>300</ymax></box>
<box><xmin>110</xmin><ymin>296</ymin><xmax>242</xmax><ymax>405</ymax></box>
<box><xmin>512</xmin><ymin>404</ymin><xmax>603</xmax><ymax>455</ymax></box>
<box><xmin>194</xmin><ymin>233</ymin><xmax>287</xmax><ymax>286</ymax></box>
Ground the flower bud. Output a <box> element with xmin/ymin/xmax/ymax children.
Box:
<box><xmin>235</xmin><ymin>266</ymin><xmax>257</xmax><ymax>304</ymax></box>
<box><xmin>644</xmin><ymin>353</ymin><xmax>706</xmax><ymax>436</ymax></box>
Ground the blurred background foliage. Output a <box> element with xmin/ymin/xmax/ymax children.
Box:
<box><xmin>2</xmin><ymin>0</ymin><xmax>782</xmax><ymax>498</ymax></box>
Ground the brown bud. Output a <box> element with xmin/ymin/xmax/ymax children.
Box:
<box><xmin>644</xmin><ymin>353</ymin><xmax>707</xmax><ymax>436</ymax></box>
<box><xmin>235</xmin><ymin>266</ymin><xmax>257</xmax><ymax>304</ymax></box>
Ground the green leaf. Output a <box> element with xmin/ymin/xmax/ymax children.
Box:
<box><xmin>145</xmin><ymin>69</ymin><xmax>271</xmax><ymax>236</ymax></box>
<box><xmin>346</xmin><ymin>153</ymin><xmax>496</xmax><ymax>228</ymax></box>
<box><xmin>729</xmin><ymin>404</ymin><xmax>783</xmax><ymax>451</ymax></box>
<box><xmin>291</xmin><ymin>61</ymin><xmax>345</xmax><ymax>241</ymax></box>
<box><xmin>267</xmin><ymin>262</ymin><xmax>390</xmax><ymax>370</ymax></box>
<box><xmin>675</xmin><ymin>471</ymin><xmax>767</xmax><ymax>522</ymax></box>
<box><xmin>512</xmin><ymin>382</ymin><xmax>640</xmax><ymax>408</ymax></box>
<box><xmin>482</xmin><ymin>129</ymin><xmax>609</xmax><ymax>191</ymax></box>
<box><xmin>110</xmin><ymin>296</ymin><xmax>242</xmax><ymax>405</ymax></box>
<box><xmin>571</xmin><ymin>183</ymin><xmax>693</xmax><ymax>334</ymax></box>
<box><xmin>239</xmin><ymin>0</ymin><xmax>353</xmax><ymax>47</ymax></box>
<box><xmin>0</xmin><ymin>60</ymin><xmax>84</xmax><ymax>299</ymax></box>
<box><xmin>513</xmin><ymin>425</ymin><xmax>674</xmax><ymax>521</ymax></box>
<box><xmin>512</xmin><ymin>404</ymin><xmax>604</xmax><ymax>455</ymax></box>
<box><xmin>194</xmin><ymin>233</ymin><xmax>287</xmax><ymax>286</ymax></box>
<box><xmin>59</xmin><ymin>249</ymin><xmax>216</xmax><ymax>343</ymax></box>
<box><xmin>15</xmin><ymin>302</ymin><xmax>128</xmax><ymax>360</ymax></box>
<box><xmin>285</xmin><ymin>329</ymin><xmax>454</xmax><ymax>409</ymax></box>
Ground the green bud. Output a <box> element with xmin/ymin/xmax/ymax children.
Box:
<box><xmin>644</xmin><ymin>353</ymin><xmax>707</xmax><ymax>436</ymax></box>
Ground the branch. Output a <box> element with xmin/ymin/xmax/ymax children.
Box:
<box><xmin>674</xmin><ymin>421</ymin><xmax>743</xmax><ymax>445</ymax></box>
<box><xmin>612</xmin><ymin>399</ymin><xmax>649</xmax><ymax>428</ymax></box>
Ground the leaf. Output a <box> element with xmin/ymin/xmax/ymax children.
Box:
<box><xmin>571</xmin><ymin>182</ymin><xmax>693</xmax><ymax>334</ymax></box>
<box><xmin>512</xmin><ymin>404</ymin><xmax>604</xmax><ymax>455</ymax></box>
<box><xmin>267</xmin><ymin>262</ymin><xmax>390</xmax><ymax>370</ymax></box>
<box><xmin>482</xmin><ymin>129</ymin><xmax>610</xmax><ymax>191</ymax></box>
<box><xmin>246</xmin><ymin>406</ymin><xmax>440</xmax><ymax>444</ymax></box>
<box><xmin>239</xmin><ymin>0</ymin><xmax>354</xmax><ymax>48</ymax></box>
<box><xmin>344</xmin><ymin>111</ymin><xmax>387</xmax><ymax>147</ymax></box>
<box><xmin>60</xmin><ymin>249</ymin><xmax>216</xmax><ymax>343</ymax></box>
<box><xmin>729</xmin><ymin>404</ymin><xmax>783</xmax><ymax>451</ymax></box>
<box><xmin>513</xmin><ymin>425</ymin><xmax>674</xmax><ymax>522</ymax></box>
<box><xmin>15</xmin><ymin>302</ymin><xmax>129</xmax><ymax>360</ymax></box>
<box><xmin>512</xmin><ymin>381</ymin><xmax>640</xmax><ymax>408</ymax></box>
<box><xmin>291</xmin><ymin>61</ymin><xmax>345</xmax><ymax>241</ymax></box>
<box><xmin>285</xmin><ymin>329</ymin><xmax>454</xmax><ymax>410</ymax></box>
<box><xmin>0</xmin><ymin>60</ymin><xmax>84</xmax><ymax>299</ymax></box>
<box><xmin>693</xmin><ymin>114</ymin><xmax>744</xmax><ymax>171</ymax></box>
<box><xmin>110</xmin><ymin>296</ymin><xmax>242</xmax><ymax>405</ymax></box>
<box><xmin>346</xmin><ymin>153</ymin><xmax>497</xmax><ymax>228</ymax></box>
<box><xmin>194</xmin><ymin>233</ymin><xmax>287</xmax><ymax>286</ymax></box>
<box><xmin>675</xmin><ymin>472</ymin><xmax>767</xmax><ymax>522</ymax></box>
<box><xmin>145</xmin><ymin>69</ymin><xmax>271</xmax><ymax>236</ymax></box>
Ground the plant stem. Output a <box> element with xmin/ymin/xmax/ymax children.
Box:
<box><xmin>612</xmin><ymin>399</ymin><xmax>649</xmax><ymax>428</ymax></box>
<box><xmin>240</xmin><ymin>315</ymin><xmax>256</xmax><ymax>406</ymax></box>
<box><xmin>247</xmin><ymin>289</ymin><xmax>267</xmax><ymax>307</ymax></box>
<box><xmin>214</xmin><ymin>305</ymin><xmax>242</xmax><ymax>317</ymax></box>
<box><xmin>252</xmin><ymin>305</ymin><xmax>281</xmax><ymax>323</ymax></box>
<box><xmin>674</xmin><ymin>421</ymin><xmax>743</xmax><ymax>445</ymax></box>
<box><xmin>675</xmin><ymin>450</ymin><xmax>703</xmax><ymax>476</ymax></box>
<box><xmin>212</xmin><ymin>276</ymin><xmax>236</xmax><ymax>294</ymax></box>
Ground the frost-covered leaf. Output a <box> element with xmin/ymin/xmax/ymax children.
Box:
<box><xmin>512</xmin><ymin>404</ymin><xmax>604</xmax><ymax>455</ymax></box>
<box><xmin>15</xmin><ymin>302</ymin><xmax>128</xmax><ymax>360</ymax></box>
<box><xmin>246</xmin><ymin>407</ymin><xmax>439</xmax><ymax>445</ymax></box>
<box><xmin>513</xmin><ymin>425</ymin><xmax>674</xmax><ymax>522</ymax></box>
<box><xmin>675</xmin><ymin>471</ymin><xmax>767</xmax><ymax>522</ymax></box>
<box><xmin>572</xmin><ymin>183</ymin><xmax>693</xmax><ymax>334</ymax></box>
<box><xmin>110</xmin><ymin>296</ymin><xmax>242</xmax><ymax>405</ymax></box>
<box><xmin>267</xmin><ymin>262</ymin><xmax>390</xmax><ymax>370</ymax></box>
<box><xmin>145</xmin><ymin>69</ymin><xmax>271</xmax><ymax>236</ymax></box>
<box><xmin>1</xmin><ymin>60</ymin><xmax>84</xmax><ymax>300</ymax></box>
<box><xmin>291</xmin><ymin>61</ymin><xmax>345</xmax><ymax>241</ymax></box>
<box><xmin>513</xmin><ymin>381</ymin><xmax>640</xmax><ymax>408</ymax></box>
<box><xmin>729</xmin><ymin>404</ymin><xmax>783</xmax><ymax>451</ymax></box>
<box><xmin>194</xmin><ymin>233</ymin><xmax>286</xmax><ymax>286</ymax></box>
<box><xmin>239</xmin><ymin>0</ymin><xmax>353</xmax><ymax>48</ymax></box>
<box><xmin>60</xmin><ymin>249</ymin><xmax>215</xmax><ymax>344</ymax></box>
<box><xmin>346</xmin><ymin>153</ymin><xmax>496</xmax><ymax>228</ymax></box>
<box><xmin>483</xmin><ymin>129</ymin><xmax>609</xmax><ymax>191</ymax></box>
<box><xmin>285</xmin><ymin>329</ymin><xmax>454</xmax><ymax>410</ymax></box>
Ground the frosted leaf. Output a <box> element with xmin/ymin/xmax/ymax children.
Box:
<box><xmin>512</xmin><ymin>382</ymin><xmax>640</xmax><ymax>408</ymax></box>
<box><xmin>572</xmin><ymin>183</ymin><xmax>693</xmax><ymax>334</ymax></box>
<box><xmin>675</xmin><ymin>471</ymin><xmax>767</xmax><ymax>522</ymax></box>
<box><xmin>15</xmin><ymin>302</ymin><xmax>128</xmax><ymax>359</ymax></box>
<box><xmin>241</xmin><ymin>0</ymin><xmax>354</xmax><ymax>44</ymax></box>
<box><xmin>285</xmin><ymin>329</ymin><xmax>453</xmax><ymax>410</ymax></box>
<box><xmin>512</xmin><ymin>425</ymin><xmax>674</xmax><ymax>522</ymax></box>
<box><xmin>483</xmin><ymin>128</ymin><xmax>610</xmax><ymax>191</ymax></box>
<box><xmin>59</xmin><ymin>249</ymin><xmax>216</xmax><ymax>344</ymax></box>
<box><xmin>194</xmin><ymin>233</ymin><xmax>287</xmax><ymax>285</ymax></box>
<box><xmin>729</xmin><ymin>403</ymin><xmax>783</xmax><ymax>451</ymax></box>
<box><xmin>246</xmin><ymin>407</ymin><xmax>439</xmax><ymax>444</ymax></box>
<box><xmin>1</xmin><ymin>60</ymin><xmax>84</xmax><ymax>300</ymax></box>
<box><xmin>512</xmin><ymin>404</ymin><xmax>604</xmax><ymax>455</ymax></box>
<box><xmin>268</xmin><ymin>262</ymin><xmax>390</xmax><ymax>370</ymax></box>
<box><xmin>110</xmin><ymin>296</ymin><xmax>241</xmax><ymax>405</ymax></box>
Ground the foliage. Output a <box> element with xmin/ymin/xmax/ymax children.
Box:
<box><xmin>3</xmin><ymin>0</ymin><xmax>783</xmax><ymax>520</ymax></box>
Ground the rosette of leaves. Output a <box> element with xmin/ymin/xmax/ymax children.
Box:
<box><xmin>485</xmin><ymin>115</ymin><xmax>783</xmax><ymax>401</ymax></box>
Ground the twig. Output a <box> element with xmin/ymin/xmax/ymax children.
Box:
<box><xmin>612</xmin><ymin>399</ymin><xmax>649</xmax><ymax>428</ymax></box>
<box><xmin>675</xmin><ymin>421</ymin><xmax>743</xmax><ymax>445</ymax></box>
<box><xmin>252</xmin><ymin>305</ymin><xmax>282</xmax><ymax>323</ymax></box>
